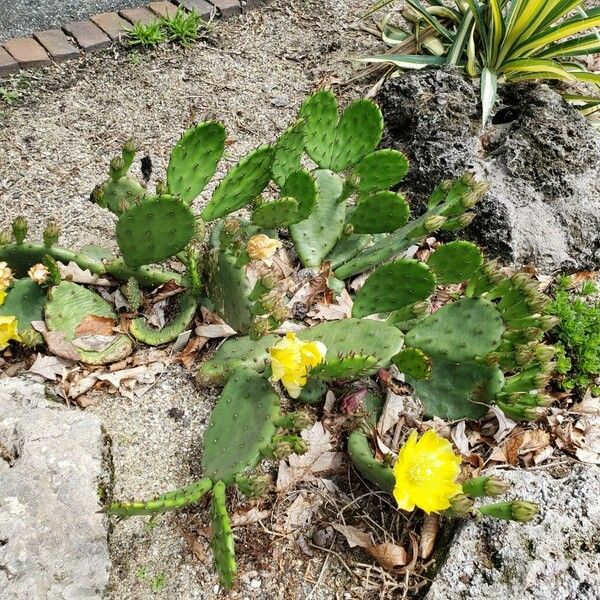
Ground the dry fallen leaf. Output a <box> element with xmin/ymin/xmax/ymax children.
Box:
<box><xmin>75</xmin><ymin>315</ymin><xmax>116</xmax><ymax>337</ymax></box>
<box><xmin>231</xmin><ymin>508</ymin><xmax>270</xmax><ymax>527</ymax></box>
<box><xmin>43</xmin><ymin>330</ymin><xmax>82</xmax><ymax>362</ymax></box>
<box><xmin>194</xmin><ymin>323</ymin><xmax>237</xmax><ymax>338</ymax></box>
<box><xmin>451</xmin><ymin>421</ymin><xmax>470</xmax><ymax>456</ymax></box>
<box><xmin>367</xmin><ymin>543</ymin><xmax>408</xmax><ymax>570</ymax></box>
<box><xmin>279</xmin><ymin>492</ymin><xmax>321</xmax><ymax>534</ymax></box>
<box><xmin>27</xmin><ymin>353</ymin><xmax>73</xmax><ymax>381</ymax></box>
<box><xmin>59</xmin><ymin>261</ymin><xmax>111</xmax><ymax>286</ymax></box>
<box><xmin>419</xmin><ymin>514</ymin><xmax>439</xmax><ymax>560</ymax></box>
<box><xmin>332</xmin><ymin>523</ymin><xmax>373</xmax><ymax>548</ymax></box>
<box><xmin>72</xmin><ymin>334</ymin><xmax>118</xmax><ymax>352</ymax></box>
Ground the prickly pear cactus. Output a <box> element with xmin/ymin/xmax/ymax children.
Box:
<box><xmin>0</xmin><ymin>278</ymin><xmax>47</xmax><ymax>345</ymax></box>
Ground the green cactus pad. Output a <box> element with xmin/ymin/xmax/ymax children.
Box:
<box><xmin>92</xmin><ymin>176</ymin><xmax>145</xmax><ymax>215</ymax></box>
<box><xmin>409</xmin><ymin>358</ymin><xmax>504</xmax><ymax>420</ymax></box>
<box><xmin>116</xmin><ymin>195</ymin><xmax>196</xmax><ymax>268</ymax></box>
<box><xmin>297</xmin><ymin>379</ymin><xmax>328</xmax><ymax>405</ymax></box>
<box><xmin>281</xmin><ymin>170</ymin><xmax>317</xmax><ymax>221</ymax></box>
<box><xmin>201</xmin><ymin>145</ymin><xmax>273</xmax><ymax>221</ymax></box>
<box><xmin>299</xmin><ymin>318</ymin><xmax>404</xmax><ymax>372</ymax></box>
<box><xmin>326</xmin><ymin>234</ymin><xmax>374</xmax><ymax>270</ymax></box>
<box><xmin>252</xmin><ymin>197</ymin><xmax>300</xmax><ymax>228</ymax></box>
<box><xmin>426</xmin><ymin>241</ymin><xmax>484</xmax><ymax>284</ymax></box>
<box><xmin>310</xmin><ymin>354</ymin><xmax>378</xmax><ymax>380</ymax></box>
<box><xmin>106</xmin><ymin>478</ymin><xmax>213</xmax><ymax>517</ymax></box>
<box><xmin>129</xmin><ymin>293</ymin><xmax>198</xmax><ymax>346</ymax></box>
<box><xmin>349</xmin><ymin>191</ymin><xmax>410</xmax><ymax>234</ymax></box>
<box><xmin>352</xmin><ymin>259</ymin><xmax>436</xmax><ymax>319</ymax></box>
<box><xmin>392</xmin><ymin>347</ymin><xmax>432</xmax><ymax>380</ymax></box>
<box><xmin>299</xmin><ymin>90</ymin><xmax>339</xmax><ymax>169</ymax></box>
<box><xmin>201</xmin><ymin>367</ymin><xmax>280</xmax><ymax>483</ymax></box>
<box><xmin>167</xmin><ymin>121</ymin><xmax>226</xmax><ymax>205</ymax></box>
<box><xmin>272</xmin><ymin>121</ymin><xmax>305</xmax><ymax>187</ymax></box>
<box><xmin>289</xmin><ymin>169</ymin><xmax>345</xmax><ymax>267</ymax></box>
<box><xmin>352</xmin><ymin>149</ymin><xmax>409</xmax><ymax>193</ymax></box>
<box><xmin>197</xmin><ymin>333</ymin><xmax>279</xmax><ymax>385</ymax></box>
<box><xmin>0</xmin><ymin>279</ymin><xmax>46</xmax><ymax>345</ymax></box>
<box><xmin>405</xmin><ymin>297</ymin><xmax>505</xmax><ymax>363</ymax></box>
<box><xmin>347</xmin><ymin>432</ymin><xmax>395</xmax><ymax>493</ymax></box>
<box><xmin>45</xmin><ymin>281</ymin><xmax>132</xmax><ymax>364</ymax></box>
<box><xmin>210</xmin><ymin>481</ymin><xmax>237</xmax><ymax>589</ymax></box>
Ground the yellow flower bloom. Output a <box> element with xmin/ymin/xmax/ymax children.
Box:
<box><xmin>269</xmin><ymin>332</ymin><xmax>327</xmax><ymax>398</ymax></box>
<box><xmin>28</xmin><ymin>263</ymin><xmax>49</xmax><ymax>285</ymax></box>
<box><xmin>246</xmin><ymin>234</ymin><xmax>282</xmax><ymax>267</ymax></box>
<box><xmin>392</xmin><ymin>430</ymin><xmax>462</xmax><ymax>514</ymax></box>
<box><xmin>0</xmin><ymin>262</ymin><xmax>13</xmax><ymax>290</ymax></box>
<box><xmin>0</xmin><ymin>316</ymin><xmax>21</xmax><ymax>351</ymax></box>
<box><xmin>0</xmin><ymin>290</ymin><xmax>6</xmax><ymax>306</ymax></box>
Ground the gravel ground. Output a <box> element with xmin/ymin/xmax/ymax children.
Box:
<box><xmin>0</xmin><ymin>1</ymin><xmax>388</xmax><ymax>598</ymax></box>
<box><xmin>0</xmin><ymin>0</ymin><xmax>148</xmax><ymax>42</ymax></box>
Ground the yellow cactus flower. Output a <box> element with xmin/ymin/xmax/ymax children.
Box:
<box><xmin>0</xmin><ymin>290</ymin><xmax>6</xmax><ymax>306</ymax></box>
<box><xmin>269</xmin><ymin>332</ymin><xmax>327</xmax><ymax>398</ymax></box>
<box><xmin>246</xmin><ymin>234</ymin><xmax>282</xmax><ymax>267</ymax></box>
<box><xmin>0</xmin><ymin>262</ymin><xmax>13</xmax><ymax>290</ymax></box>
<box><xmin>28</xmin><ymin>263</ymin><xmax>49</xmax><ymax>285</ymax></box>
<box><xmin>0</xmin><ymin>316</ymin><xmax>21</xmax><ymax>351</ymax></box>
<box><xmin>392</xmin><ymin>429</ymin><xmax>462</xmax><ymax>514</ymax></box>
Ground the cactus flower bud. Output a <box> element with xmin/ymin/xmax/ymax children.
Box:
<box><xmin>270</xmin><ymin>441</ymin><xmax>294</xmax><ymax>460</ymax></box>
<box><xmin>19</xmin><ymin>328</ymin><xmax>42</xmax><ymax>348</ymax></box>
<box><xmin>535</xmin><ymin>344</ymin><xmax>556</xmax><ymax>363</ymax></box>
<box><xmin>122</xmin><ymin>139</ymin><xmax>137</xmax><ymax>157</ymax></box>
<box><xmin>249</xmin><ymin>318</ymin><xmax>272</xmax><ymax>340</ymax></box>
<box><xmin>425</xmin><ymin>215</ymin><xmax>447</xmax><ymax>232</ymax></box>
<box><xmin>0</xmin><ymin>230</ymin><xmax>11</xmax><ymax>247</ymax></box>
<box><xmin>259</xmin><ymin>273</ymin><xmax>279</xmax><ymax>290</ymax></box>
<box><xmin>445</xmin><ymin>493</ymin><xmax>474</xmax><ymax>517</ymax></box>
<box><xmin>275</xmin><ymin>411</ymin><xmax>314</xmax><ymax>430</ymax></box>
<box><xmin>484</xmin><ymin>476</ymin><xmax>511</xmax><ymax>497</ymax></box>
<box><xmin>110</xmin><ymin>156</ymin><xmax>125</xmax><ymax>173</ymax></box>
<box><xmin>343</xmin><ymin>223</ymin><xmax>355</xmax><ymax>236</ymax></box>
<box><xmin>155</xmin><ymin>180</ymin><xmax>168</xmax><ymax>195</ymax></box>
<box><xmin>523</xmin><ymin>406</ymin><xmax>546</xmax><ymax>420</ymax></box>
<box><xmin>28</xmin><ymin>263</ymin><xmax>50</xmax><ymax>285</ymax></box>
<box><xmin>11</xmin><ymin>216</ymin><xmax>28</xmax><ymax>244</ymax></box>
<box><xmin>43</xmin><ymin>219</ymin><xmax>60</xmax><ymax>247</ymax></box>
<box><xmin>511</xmin><ymin>501</ymin><xmax>540</xmax><ymax>522</ymax></box>
<box><xmin>538</xmin><ymin>315</ymin><xmax>559</xmax><ymax>331</ymax></box>
<box><xmin>0</xmin><ymin>262</ymin><xmax>14</xmax><ymax>291</ymax></box>
<box><xmin>247</xmin><ymin>234</ymin><xmax>282</xmax><ymax>267</ymax></box>
<box><xmin>234</xmin><ymin>474</ymin><xmax>271</xmax><ymax>497</ymax></box>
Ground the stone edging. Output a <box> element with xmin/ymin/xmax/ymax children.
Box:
<box><xmin>0</xmin><ymin>0</ymin><xmax>265</xmax><ymax>77</ymax></box>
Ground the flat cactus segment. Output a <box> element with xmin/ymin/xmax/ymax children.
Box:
<box><xmin>310</xmin><ymin>354</ymin><xmax>377</xmax><ymax>380</ymax></box>
<box><xmin>349</xmin><ymin>191</ymin><xmax>410</xmax><ymax>234</ymax></box>
<box><xmin>106</xmin><ymin>478</ymin><xmax>213</xmax><ymax>517</ymax></box>
<box><xmin>45</xmin><ymin>281</ymin><xmax>132</xmax><ymax>364</ymax></box>
<box><xmin>352</xmin><ymin>259</ymin><xmax>436</xmax><ymax>318</ymax></box>
<box><xmin>298</xmin><ymin>318</ymin><xmax>404</xmax><ymax>371</ymax></box>
<box><xmin>347</xmin><ymin>432</ymin><xmax>395</xmax><ymax>493</ymax></box>
<box><xmin>329</xmin><ymin>99</ymin><xmax>383</xmax><ymax>172</ymax></box>
<box><xmin>116</xmin><ymin>195</ymin><xmax>195</xmax><ymax>268</ymax></box>
<box><xmin>289</xmin><ymin>169</ymin><xmax>345</xmax><ymax>267</ymax></box>
<box><xmin>0</xmin><ymin>243</ymin><xmax>48</xmax><ymax>277</ymax></box>
<box><xmin>299</xmin><ymin>90</ymin><xmax>339</xmax><ymax>169</ymax></box>
<box><xmin>297</xmin><ymin>379</ymin><xmax>328</xmax><ymax>404</ymax></box>
<box><xmin>427</xmin><ymin>241</ymin><xmax>484</xmax><ymax>284</ymax></box>
<box><xmin>201</xmin><ymin>145</ymin><xmax>274</xmax><ymax>221</ymax></box>
<box><xmin>129</xmin><ymin>293</ymin><xmax>198</xmax><ymax>346</ymax></box>
<box><xmin>210</xmin><ymin>481</ymin><xmax>237</xmax><ymax>589</ymax></box>
<box><xmin>0</xmin><ymin>279</ymin><xmax>46</xmax><ymax>344</ymax></box>
<box><xmin>352</xmin><ymin>149</ymin><xmax>409</xmax><ymax>193</ymax></box>
<box><xmin>409</xmin><ymin>358</ymin><xmax>504</xmax><ymax>420</ymax></box>
<box><xmin>196</xmin><ymin>334</ymin><xmax>279</xmax><ymax>385</ymax></box>
<box><xmin>252</xmin><ymin>197</ymin><xmax>300</xmax><ymax>228</ymax></box>
<box><xmin>326</xmin><ymin>234</ymin><xmax>374</xmax><ymax>270</ymax></box>
<box><xmin>272</xmin><ymin>121</ymin><xmax>305</xmax><ymax>187</ymax></box>
<box><xmin>280</xmin><ymin>170</ymin><xmax>317</xmax><ymax>221</ymax></box>
<box><xmin>201</xmin><ymin>368</ymin><xmax>280</xmax><ymax>483</ymax></box>
<box><xmin>405</xmin><ymin>297</ymin><xmax>505</xmax><ymax>362</ymax></box>
<box><xmin>392</xmin><ymin>347</ymin><xmax>432</xmax><ymax>380</ymax></box>
<box><xmin>167</xmin><ymin>121</ymin><xmax>226</xmax><ymax>204</ymax></box>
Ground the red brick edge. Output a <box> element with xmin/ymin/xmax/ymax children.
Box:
<box><xmin>0</xmin><ymin>0</ymin><xmax>260</xmax><ymax>76</ymax></box>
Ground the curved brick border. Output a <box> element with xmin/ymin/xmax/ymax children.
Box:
<box><xmin>0</xmin><ymin>0</ymin><xmax>264</xmax><ymax>76</ymax></box>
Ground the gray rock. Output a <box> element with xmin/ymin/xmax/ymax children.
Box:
<box><xmin>0</xmin><ymin>377</ymin><xmax>110</xmax><ymax>600</ymax></box>
<box><xmin>377</xmin><ymin>68</ymin><xmax>600</xmax><ymax>273</ymax></box>
<box><xmin>426</xmin><ymin>465</ymin><xmax>600</xmax><ymax>600</ymax></box>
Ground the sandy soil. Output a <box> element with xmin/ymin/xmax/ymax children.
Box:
<box><xmin>0</xmin><ymin>1</ymin><xmax>402</xmax><ymax>598</ymax></box>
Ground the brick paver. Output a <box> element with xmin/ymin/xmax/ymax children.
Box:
<box><xmin>3</xmin><ymin>37</ymin><xmax>52</xmax><ymax>68</ymax></box>
<box><xmin>91</xmin><ymin>12</ymin><xmax>131</xmax><ymax>41</ymax></box>
<box><xmin>33</xmin><ymin>29</ymin><xmax>80</xmax><ymax>62</ymax></box>
<box><xmin>0</xmin><ymin>47</ymin><xmax>20</xmax><ymax>76</ymax></box>
<box><xmin>147</xmin><ymin>1</ymin><xmax>179</xmax><ymax>18</ymax></box>
<box><xmin>175</xmin><ymin>0</ymin><xmax>215</xmax><ymax>19</ymax></box>
<box><xmin>119</xmin><ymin>7</ymin><xmax>158</xmax><ymax>25</ymax></box>
<box><xmin>212</xmin><ymin>0</ymin><xmax>241</xmax><ymax>16</ymax></box>
<box><xmin>63</xmin><ymin>20</ymin><xmax>112</xmax><ymax>51</ymax></box>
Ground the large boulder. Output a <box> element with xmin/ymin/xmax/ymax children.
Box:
<box><xmin>0</xmin><ymin>377</ymin><xmax>110</xmax><ymax>599</ymax></box>
<box><xmin>377</xmin><ymin>68</ymin><xmax>600</xmax><ymax>273</ymax></box>
<box><xmin>426</xmin><ymin>465</ymin><xmax>600</xmax><ymax>600</ymax></box>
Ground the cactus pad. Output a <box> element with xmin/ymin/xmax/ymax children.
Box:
<box><xmin>310</xmin><ymin>353</ymin><xmax>378</xmax><ymax>380</ymax></box>
<box><xmin>352</xmin><ymin>259</ymin><xmax>436</xmax><ymax>318</ymax></box>
<box><xmin>201</xmin><ymin>145</ymin><xmax>273</xmax><ymax>221</ymax></box>
<box><xmin>352</xmin><ymin>149</ymin><xmax>409</xmax><ymax>193</ymax></box>
<box><xmin>299</xmin><ymin>90</ymin><xmax>339</xmax><ymax>169</ymax></box>
<box><xmin>210</xmin><ymin>481</ymin><xmax>236</xmax><ymax>589</ymax></box>
<box><xmin>167</xmin><ymin>121</ymin><xmax>226</xmax><ymax>204</ymax></box>
<box><xmin>408</xmin><ymin>358</ymin><xmax>504</xmax><ymax>420</ymax></box>
<box><xmin>0</xmin><ymin>279</ymin><xmax>46</xmax><ymax>344</ymax></box>
<box><xmin>349</xmin><ymin>191</ymin><xmax>410</xmax><ymax>234</ymax></box>
<box><xmin>252</xmin><ymin>197</ymin><xmax>300</xmax><ymax>228</ymax></box>
<box><xmin>45</xmin><ymin>281</ymin><xmax>132</xmax><ymax>364</ymax></box>
<box><xmin>392</xmin><ymin>347</ymin><xmax>432</xmax><ymax>380</ymax></box>
<box><xmin>347</xmin><ymin>431</ymin><xmax>395</xmax><ymax>493</ymax></box>
<box><xmin>326</xmin><ymin>234</ymin><xmax>373</xmax><ymax>270</ymax></box>
<box><xmin>201</xmin><ymin>367</ymin><xmax>280</xmax><ymax>483</ymax></box>
<box><xmin>116</xmin><ymin>195</ymin><xmax>195</xmax><ymax>267</ymax></box>
<box><xmin>281</xmin><ymin>170</ymin><xmax>317</xmax><ymax>221</ymax></box>
<box><xmin>289</xmin><ymin>169</ymin><xmax>345</xmax><ymax>267</ymax></box>
<box><xmin>405</xmin><ymin>297</ymin><xmax>504</xmax><ymax>362</ymax></box>
<box><xmin>272</xmin><ymin>121</ymin><xmax>305</xmax><ymax>187</ymax></box>
<box><xmin>426</xmin><ymin>241</ymin><xmax>484</xmax><ymax>284</ymax></box>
